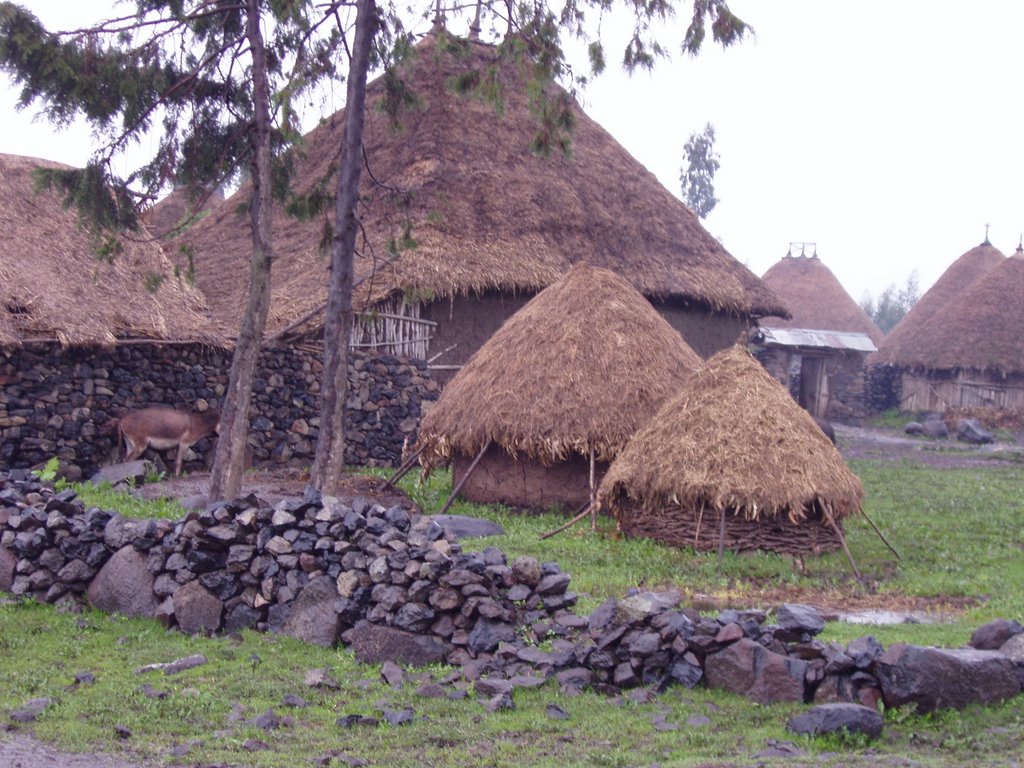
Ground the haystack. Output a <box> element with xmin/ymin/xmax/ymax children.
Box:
<box><xmin>412</xmin><ymin>263</ymin><xmax>702</xmax><ymax>511</ymax></box>
<box><xmin>599</xmin><ymin>345</ymin><xmax>864</xmax><ymax>557</ymax></box>
<box><xmin>174</xmin><ymin>32</ymin><xmax>786</xmax><ymax>367</ymax></box>
<box><xmin>0</xmin><ymin>153</ymin><xmax>222</xmax><ymax>347</ymax></box>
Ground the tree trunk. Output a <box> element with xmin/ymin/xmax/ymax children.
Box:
<box><xmin>208</xmin><ymin>0</ymin><xmax>274</xmax><ymax>502</ymax></box>
<box><xmin>310</xmin><ymin>0</ymin><xmax>378</xmax><ymax>493</ymax></box>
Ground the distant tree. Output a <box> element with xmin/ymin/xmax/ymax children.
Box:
<box><xmin>679</xmin><ymin>122</ymin><xmax>719</xmax><ymax>218</ymax></box>
<box><xmin>860</xmin><ymin>271</ymin><xmax>920</xmax><ymax>333</ymax></box>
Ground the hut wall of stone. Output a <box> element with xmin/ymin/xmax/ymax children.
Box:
<box><xmin>897</xmin><ymin>369</ymin><xmax>1024</xmax><ymax>412</ymax></box>
<box><xmin>752</xmin><ymin>346</ymin><xmax>869</xmax><ymax>423</ymax></box>
<box><xmin>452</xmin><ymin>446</ymin><xmax>608</xmax><ymax>512</ymax></box>
<box><xmin>0</xmin><ymin>344</ymin><xmax>437</xmax><ymax>479</ymax></box>
<box><xmin>616</xmin><ymin>500</ymin><xmax>843</xmax><ymax>556</ymax></box>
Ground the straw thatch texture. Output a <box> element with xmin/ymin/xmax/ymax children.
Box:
<box><xmin>599</xmin><ymin>345</ymin><xmax>863</xmax><ymax>554</ymax></box>
<box><xmin>415</xmin><ymin>262</ymin><xmax>702</xmax><ymax>467</ymax></box>
<box><xmin>143</xmin><ymin>185</ymin><xmax>225</xmax><ymax>241</ymax></box>
<box><xmin>873</xmin><ymin>242</ymin><xmax>1006</xmax><ymax>367</ymax></box>
<box><xmin>0</xmin><ymin>154</ymin><xmax>223</xmax><ymax>347</ymax></box>
<box><xmin>174</xmin><ymin>33</ymin><xmax>787</xmax><ymax>337</ymax></box>
<box><xmin>760</xmin><ymin>255</ymin><xmax>883</xmax><ymax>346</ymax></box>
<box><xmin>878</xmin><ymin>247</ymin><xmax>1024</xmax><ymax>373</ymax></box>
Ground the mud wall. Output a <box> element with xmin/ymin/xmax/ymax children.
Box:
<box><xmin>0</xmin><ymin>343</ymin><xmax>437</xmax><ymax>479</ymax></box>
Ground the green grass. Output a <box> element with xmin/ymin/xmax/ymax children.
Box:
<box><xmin>2</xmin><ymin>458</ymin><xmax>1023</xmax><ymax>766</ymax></box>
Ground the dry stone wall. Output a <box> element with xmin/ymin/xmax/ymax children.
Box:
<box><xmin>1</xmin><ymin>471</ymin><xmax>1021</xmax><ymax>718</ymax></box>
<box><xmin>0</xmin><ymin>343</ymin><xmax>437</xmax><ymax>478</ymax></box>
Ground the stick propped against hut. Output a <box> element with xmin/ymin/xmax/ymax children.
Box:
<box><xmin>598</xmin><ymin>344</ymin><xmax>866</xmax><ymax>561</ymax></box>
<box><xmin>412</xmin><ymin>263</ymin><xmax>703</xmax><ymax>512</ymax></box>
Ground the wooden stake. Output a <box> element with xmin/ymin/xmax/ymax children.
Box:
<box><xmin>859</xmin><ymin>507</ymin><xmax>901</xmax><ymax>559</ymax></box>
<box><xmin>436</xmin><ymin>440</ymin><xmax>490</xmax><ymax>516</ymax></box>
<box><xmin>384</xmin><ymin>445</ymin><xmax>423</xmax><ymax>489</ymax></box>
<box><xmin>540</xmin><ymin>501</ymin><xmax>593</xmax><ymax>540</ymax></box>
<box><xmin>824</xmin><ymin>506</ymin><xmax>861</xmax><ymax>579</ymax></box>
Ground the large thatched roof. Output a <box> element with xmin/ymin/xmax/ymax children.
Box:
<box><xmin>873</xmin><ymin>242</ymin><xmax>1006</xmax><ymax>367</ymax></box>
<box><xmin>143</xmin><ymin>185</ymin><xmax>225</xmax><ymax>241</ymax></box>
<box><xmin>873</xmin><ymin>245</ymin><xmax>1024</xmax><ymax>373</ymax></box>
<box><xmin>598</xmin><ymin>344</ymin><xmax>863</xmax><ymax>523</ymax></box>
<box><xmin>415</xmin><ymin>262</ymin><xmax>703</xmax><ymax>466</ymax></box>
<box><xmin>760</xmin><ymin>254</ymin><xmax>883</xmax><ymax>346</ymax></box>
<box><xmin>174</xmin><ymin>32</ymin><xmax>787</xmax><ymax>337</ymax></box>
<box><xmin>0</xmin><ymin>154</ymin><xmax>222</xmax><ymax>347</ymax></box>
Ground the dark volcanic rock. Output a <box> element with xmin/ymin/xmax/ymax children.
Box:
<box><xmin>787</xmin><ymin>703</ymin><xmax>884</xmax><ymax>739</ymax></box>
<box><xmin>348</xmin><ymin>623</ymin><xmax>448</xmax><ymax>667</ymax></box>
<box><xmin>704</xmin><ymin>638</ymin><xmax>808</xmax><ymax>704</ymax></box>
<box><xmin>282</xmin><ymin>576</ymin><xmax>342</xmax><ymax>647</ymax></box>
<box><xmin>173</xmin><ymin>580</ymin><xmax>224</xmax><ymax>634</ymax></box>
<box><xmin>86</xmin><ymin>546</ymin><xmax>158</xmax><ymax>618</ymax></box>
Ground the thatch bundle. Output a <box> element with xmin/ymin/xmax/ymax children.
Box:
<box><xmin>415</xmin><ymin>263</ymin><xmax>702</xmax><ymax>469</ymax></box>
<box><xmin>761</xmin><ymin>254</ymin><xmax>883</xmax><ymax>346</ymax></box>
<box><xmin>873</xmin><ymin>242</ymin><xmax>1011</xmax><ymax>371</ymax></box>
<box><xmin>0</xmin><ymin>154</ymin><xmax>222</xmax><ymax>347</ymax></box>
<box><xmin>174</xmin><ymin>32</ymin><xmax>786</xmax><ymax>337</ymax></box>
<box><xmin>599</xmin><ymin>345</ymin><xmax>863</xmax><ymax>555</ymax></box>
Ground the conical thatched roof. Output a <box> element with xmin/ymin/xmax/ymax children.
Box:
<box><xmin>0</xmin><ymin>154</ymin><xmax>223</xmax><ymax>347</ymax></box>
<box><xmin>599</xmin><ymin>344</ymin><xmax>863</xmax><ymax>523</ymax></box>
<box><xmin>874</xmin><ymin>246</ymin><xmax>1024</xmax><ymax>373</ymax></box>
<box><xmin>873</xmin><ymin>242</ymin><xmax>1006</xmax><ymax>366</ymax></box>
<box><xmin>415</xmin><ymin>262</ymin><xmax>703</xmax><ymax>466</ymax></box>
<box><xmin>760</xmin><ymin>254</ymin><xmax>883</xmax><ymax>346</ymax></box>
<box><xmin>174</xmin><ymin>32</ymin><xmax>787</xmax><ymax>337</ymax></box>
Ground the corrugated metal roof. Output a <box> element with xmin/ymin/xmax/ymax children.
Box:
<box><xmin>753</xmin><ymin>326</ymin><xmax>878</xmax><ymax>353</ymax></box>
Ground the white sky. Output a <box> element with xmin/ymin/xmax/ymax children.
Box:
<box><xmin>4</xmin><ymin>1</ymin><xmax>1023</xmax><ymax>303</ymax></box>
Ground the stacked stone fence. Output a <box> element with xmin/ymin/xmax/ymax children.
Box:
<box><xmin>1</xmin><ymin>471</ymin><xmax>1021</xmax><ymax>725</ymax></box>
<box><xmin>0</xmin><ymin>343</ymin><xmax>438</xmax><ymax>479</ymax></box>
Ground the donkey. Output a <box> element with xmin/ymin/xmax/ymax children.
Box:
<box><xmin>117</xmin><ymin>407</ymin><xmax>221</xmax><ymax>476</ymax></box>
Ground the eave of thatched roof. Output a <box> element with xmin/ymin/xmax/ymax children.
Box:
<box><xmin>598</xmin><ymin>344</ymin><xmax>863</xmax><ymax>522</ymax></box>
<box><xmin>414</xmin><ymin>262</ymin><xmax>703</xmax><ymax>465</ymax></box>
<box><xmin>174</xmin><ymin>32</ymin><xmax>787</xmax><ymax>337</ymax></box>
<box><xmin>873</xmin><ymin>242</ymin><xmax>1005</xmax><ymax>367</ymax></box>
<box><xmin>0</xmin><ymin>153</ymin><xmax>225</xmax><ymax>347</ymax></box>
<box><xmin>759</xmin><ymin>254</ymin><xmax>883</xmax><ymax>347</ymax></box>
<box><xmin>875</xmin><ymin>246</ymin><xmax>1024</xmax><ymax>373</ymax></box>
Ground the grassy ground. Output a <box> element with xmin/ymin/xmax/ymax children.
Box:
<box><xmin>1</xmin><ymin>457</ymin><xmax>1022</xmax><ymax>767</ymax></box>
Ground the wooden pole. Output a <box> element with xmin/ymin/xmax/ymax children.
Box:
<box><xmin>859</xmin><ymin>507</ymin><xmax>901</xmax><ymax>559</ymax></box>
<box><xmin>436</xmin><ymin>440</ymin><xmax>490</xmax><ymax>516</ymax></box>
<box><xmin>384</xmin><ymin>445</ymin><xmax>424</xmax><ymax>489</ymax></box>
<box><xmin>539</xmin><ymin>501</ymin><xmax>593</xmax><ymax>540</ymax></box>
<box><xmin>716</xmin><ymin>509</ymin><xmax>727</xmax><ymax>576</ymax></box>
<box><xmin>824</xmin><ymin>506</ymin><xmax>861</xmax><ymax>579</ymax></box>
<box><xmin>589</xmin><ymin>447</ymin><xmax>597</xmax><ymax>532</ymax></box>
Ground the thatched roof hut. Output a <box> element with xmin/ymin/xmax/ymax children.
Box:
<box><xmin>760</xmin><ymin>253</ymin><xmax>883</xmax><ymax>346</ymax></box>
<box><xmin>873</xmin><ymin>241</ymin><xmax>1005</xmax><ymax>367</ymax></box>
<box><xmin>0</xmin><ymin>154</ymin><xmax>222</xmax><ymax>347</ymax></box>
<box><xmin>599</xmin><ymin>344</ymin><xmax>864</xmax><ymax>556</ymax></box>
<box><xmin>174</xmin><ymin>32</ymin><xmax>786</xmax><ymax>361</ymax></box>
<box><xmin>414</xmin><ymin>262</ymin><xmax>703</xmax><ymax>510</ymax></box>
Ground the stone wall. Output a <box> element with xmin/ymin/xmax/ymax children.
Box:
<box><xmin>751</xmin><ymin>346</ymin><xmax>870</xmax><ymax>423</ymax></box>
<box><xmin>865</xmin><ymin>363</ymin><xmax>901</xmax><ymax>414</ymax></box>
<box><xmin>0</xmin><ymin>343</ymin><xmax>437</xmax><ymax>479</ymax></box>
<box><xmin>1</xmin><ymin>471</ymin><xmax>1022</xmax><ymax>716</ymax></box>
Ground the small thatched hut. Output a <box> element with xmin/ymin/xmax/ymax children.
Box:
<box><xmin>751</xmin><ymin>249</ymin><xmax>882</xmax><ymax>422</ymax></box>
<box><xmin>873</xmin><ymin>243</ymin><xmax>1024</xmax><ymax>410</ymax></box>
<box><xmin>0</xmin><ymin>154</ymin><xmax>221</xmax><ymax>346</ymax></box>
<box><xmin>599</xmin><ymin>345</ymin><xmax>864</xmax><ymax>557</ymax></box>
<box><xmin>414</xmin><ymin>263</ymin><xmax>703</xmax><ymax>511</ymax></box>
<box><xmin>174</xmin><ymin>32</ymin><xmax>786</xmax><ymax>378</ymax></box>
<box><xmin>871</xmin><ymin>241</ymin><xmax>1009</xmax><ymax>410</ymax></box>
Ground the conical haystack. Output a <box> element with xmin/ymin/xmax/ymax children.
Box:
<box><xmin>414</xmin><ymin>262</ymin><xmax>702</xmax><ymax>510</ymax></box>
<box><xmin>0</xmin><ymin>153</ymin><xmax>222</xmax><ymax>346</ymax></box>
<box><xmin>874</xmin><ymin>242</ymin><xmax>1005</xmax><ymax>366</ymax></box>
<box><xmin>761</xmin><ymin>254</ymin><xmax>883</xmax><ymax>346</ymax></box>
<box><xmin>599</xmin><ymin>345</ymin><xmax>864</xmax><ymax>556</ymax></box>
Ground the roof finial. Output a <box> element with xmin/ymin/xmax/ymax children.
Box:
<box><xmin>1017</xmin><ymin>234</ymin><xmax>1023</xmax><ymax>254</ymax></box>
<box><xmin>983</xmin><ymin>223</ymin><xmax>991</xmax><ymax>245</ymax></box>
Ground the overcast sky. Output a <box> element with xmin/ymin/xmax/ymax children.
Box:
<box><xmin>3</xmin><ymin>1</ymin><xmax>1023</xmax><ymax>304</ymax></box>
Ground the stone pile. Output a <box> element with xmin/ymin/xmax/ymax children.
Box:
<box><xmin>0</xmin><ymin>344</ymin><xmax>437</xmax><ymax>479</ymax></box>
<box><xmin>1</xmin><ymin>470</ymin><xmax>1022</xmax><ymax>720</ymax></box>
